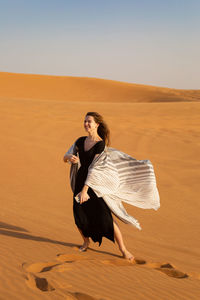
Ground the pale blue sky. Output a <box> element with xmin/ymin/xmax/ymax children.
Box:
<box><xmin>0</xmin><ymin>0</ymin><xmax>199</xmax><ymax>88</ymax></box>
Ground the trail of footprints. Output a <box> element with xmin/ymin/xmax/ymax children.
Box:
<box><xmin>22</xmin><ymin>250</ymin><xmax>200</xmax><ymax>298</ymax></box>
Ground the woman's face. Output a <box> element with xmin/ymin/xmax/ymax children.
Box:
<box><xmin>84</xmin><ymin>115</ymin><xmax>99</xmax><ymax>133</ymax></box>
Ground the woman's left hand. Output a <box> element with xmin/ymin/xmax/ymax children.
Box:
<box><xmin>79</xmin><ymin>190</ymin><xmax>90</xmax><ymax>204</ymax></box>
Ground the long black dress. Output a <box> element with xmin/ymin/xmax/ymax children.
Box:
<box><xmin>73</xmin><ymin>136</ymin><xmax>114</xmax><ymax>245</ymax></box>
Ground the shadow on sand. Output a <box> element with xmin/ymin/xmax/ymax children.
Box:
<box><xmin>0</xmin><ymin>221</ymin><xmax>29</xmax><ymax>232</ymax></box>
<box><xmin>0</xmin><ymin>224</ymin><xmax>120</xmax><ymax>258</ymax></box>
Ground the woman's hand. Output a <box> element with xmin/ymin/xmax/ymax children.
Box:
<box><xmin>79</xmin><ymin>185</ymin><xmax>89</xmax><ymax>204</ymax></box>
<box><xmin>68</xmin><ymin>154</ymin><xmax>79</xmax><ymax>164</ymax></box>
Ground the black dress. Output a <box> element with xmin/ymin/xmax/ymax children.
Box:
<box><xmin>73</xmin><ymin>136</ymin><xmax>114</xmax><ymax>245</ymax></box>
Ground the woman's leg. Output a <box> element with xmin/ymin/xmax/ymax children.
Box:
<box><xmin>113</xmin><ymin>221</ymin><xmax>134</xmax><ymax>261</ymax></box>
<box><xmin>78</xmin><ymin>228</ymin><xmax>90</xmax><ymax>251</ymax></box>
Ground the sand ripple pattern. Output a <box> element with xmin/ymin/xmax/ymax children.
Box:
<box><xmin>22</xmin><ymin>250</ymin><xmax>199</xmax><ymax>298</ymax></box>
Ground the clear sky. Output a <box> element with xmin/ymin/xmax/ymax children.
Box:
<box><xmin>0</xmin><ymin>0</ymin><xmax>199</xmax><ymax>89</ymax></box>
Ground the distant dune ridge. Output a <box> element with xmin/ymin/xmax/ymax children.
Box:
<box><xmin>0</xmin><ymin>71</ymin><xmax>200</xmax><ymax>102</ymax></box>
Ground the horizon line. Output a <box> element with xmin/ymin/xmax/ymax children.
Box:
<box><xmin>0</xmin><ymin>70</ymin><xmax>199</xmax><ymax>91</ymax></box>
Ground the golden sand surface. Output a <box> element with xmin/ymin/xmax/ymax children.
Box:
<box><xmin>0</xmin><ymin>72</ymin><xmax>200</xmax><ymax>300</ymax></box>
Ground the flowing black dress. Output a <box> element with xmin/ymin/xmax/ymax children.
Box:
<box><xmin>73</xmin><ymin>136</ymin><xmax>114</xmax><ymax>245</ymax></box>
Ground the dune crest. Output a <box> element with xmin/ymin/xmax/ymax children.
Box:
<box><xmin>0</xmin><ymin>71</ymin><xmax>199</xmax><ymax>103</ymax></box>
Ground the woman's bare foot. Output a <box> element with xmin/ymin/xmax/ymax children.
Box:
<box><xmin>79</xmin><ymin>239</ymin><xmax>90</xmax><ymax>252</ymax></box>
<box><xmin>122</xmin><ymin>249</ymin><xmax>135</xmax><ymax>262</ymax></box>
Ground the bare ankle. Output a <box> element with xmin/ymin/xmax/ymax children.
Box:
<box><xmin>83</xmin><ymin>238</ymin><xmax>90</xmax><ymax>245</ymax></box>
<box><xmin>119</xmin><ymin>246</ymin><xmax>126</xmax><ymax>254</ymax></box>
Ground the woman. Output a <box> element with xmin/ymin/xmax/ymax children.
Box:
<box><xmin>64</xmin><ymin>112</ymin><xmax>135</xmax><ymax>261</ymax></box>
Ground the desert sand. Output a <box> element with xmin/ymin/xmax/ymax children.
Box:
<box><xmin>0</xmin><ymin>71</ymin><xmax>200</xmax><ymax>300</ymax></box>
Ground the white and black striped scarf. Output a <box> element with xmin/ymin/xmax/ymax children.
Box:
<box><xmin>66</xmin><ymin>143</ymin><xmax>160</xmax><ymax>230</ymax></box>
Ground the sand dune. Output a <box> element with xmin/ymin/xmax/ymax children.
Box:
<box><xmin>0</xmin><ymin>72</ymin><xmax>200</xmax><ymax>300</ymax></box>
<box><xmin>0</xmin><ymin>71</ymin><xmax>200</xmax><ymax>103</ymax></box>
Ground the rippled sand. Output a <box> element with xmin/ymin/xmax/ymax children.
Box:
<box><xmin>0</xmin><ymin>72</ymin><xmax>200</xmax><ymax>300</ymax></box>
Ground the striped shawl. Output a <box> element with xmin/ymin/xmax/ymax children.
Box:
<box><xmin>66</xmin><ymin>143</ymin><xmax>160</xmax><ymax>230</ymax></box>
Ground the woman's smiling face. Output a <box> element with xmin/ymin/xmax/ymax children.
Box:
<box><xmin>84</xmin><ymin>115</ymin><xmax>99</xmax><ymax>133</ymax></box>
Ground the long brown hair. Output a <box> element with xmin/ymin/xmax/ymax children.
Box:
<box><xmin>86</xmin><ymin>112</ymin><xmax>110</xmax><ymax>146</ymax></box>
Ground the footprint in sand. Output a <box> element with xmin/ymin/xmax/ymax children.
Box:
<box><xmin>24</xmin><ymin>273</ymin><xmax>104</xmax><ymax>299</ymax></box>
<box><xmin>145</xmin><ymin>262</ymin><xmax>188</xmax><ymax>278</ymax></box>
<box><xmin>22</xmin><ymin>260</ymin><xmax>72</xmax><ymax>273</ymax></box>
<box><xmin>155</xmin><ymin>263</ymin><xmax>188</xmax><ymax>279</ymax></box>
<box><xmin>101</xmin><ymin>258</ymin><xmax>189</xmax><ymax>279</ymax></box>
<box><xmin>23</xmin><ymin>261</ymin><xmax>60</xmax><ymax>273</ymax></box>
<box><xmin>24</xmin><ymin>273</ymin><xmax>55</xmax><ymax>292</ymax></box>
<box><xmin>22</xmin><ymin>253</ymin><xmax>89</xmax><ymax>273</ymax></box>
